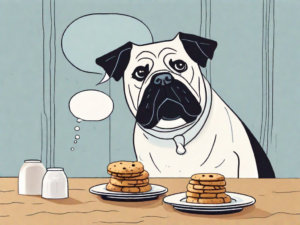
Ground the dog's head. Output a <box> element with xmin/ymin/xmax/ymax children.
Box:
<box><xmin>95</xmin><ymin>32</ymin><xmax>217</xmax><ymax>130</ymax></box>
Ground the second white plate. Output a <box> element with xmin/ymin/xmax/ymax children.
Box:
<box><xmin>163</xmin><ymin>192</ymin><xmax>256</xmax><ymax>214</ymax></box>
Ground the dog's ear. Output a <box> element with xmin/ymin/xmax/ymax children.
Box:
<box><xmin>95</xmin><ymin>42</ymin><xmax>132</xmax><ymax>83</ymax></box>
<box><xmin>178</xmin><ymin>32</ymin><xmax>217</xmax><ymax>68</ymax></box>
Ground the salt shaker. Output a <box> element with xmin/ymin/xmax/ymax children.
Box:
<box><xmin>18</xmin><ymin>160</ymin><xmax>46</xmax><ymax>195</ymax></box>
<box><xmin>42</xmin><ymin>168</ymin><xmax>69</xmax><ymax>199</ymax></box>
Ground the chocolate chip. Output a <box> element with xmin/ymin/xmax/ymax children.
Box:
<box><xmin>131</xmin><ymin>170</ymin><xmax>133</xmax><ymax>171</ymax></box>
<box><xmin>123</xmin><ymin>167</ymin><xmax>126</xmax><ymax>169</ymax></box>
<box><xmin>209</xmin><ymin>175</ymin><xmax>213</xmax><ymax>177</ymax></box>
<box><xmin>120</xmin><ymin>163</ymin><xmax>122</xmax><ymax>164</ymax></box>
<box><xmin>132</xmin><ymin>164</ymin><xmax>135</xmax><ymax>167</ymax></box>
<box><xmin>114</xmin><ymin>165</ymin><xmax>116</xmax><ymax>167</ymax></box>
<box><xmin>202</xmin><ymin>175</ymin><xmax>205</xmax><ymax>177</ymax></box>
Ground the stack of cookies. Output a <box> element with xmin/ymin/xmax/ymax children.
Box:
<box><xmin>186</xmin><ymin>173</ymin><xmax>231</xmax><ymax>204</ymax></box>
<box><xmin>106</xmin><ymin>161</ymin><xmax>152</xmax><ymax>193</ymax></box>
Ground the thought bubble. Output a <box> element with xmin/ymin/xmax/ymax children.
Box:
<box><xmin>69</xmin><ymin>90</ymin><xmax>114</xmax><ymax>121</ymax></box>
<box><xmin>61</xmin><ymin>13</ymin><xmax>153</xmax><ymax>74</ymax></box>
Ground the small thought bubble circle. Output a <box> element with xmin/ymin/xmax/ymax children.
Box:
<box><xmin>74</xmin><ymin>126</ymin><xmax>80</xmax><ymax>131</ymax></box>
<box><xmin>71</xmin><ymin>147</ymin><xmax>74</xmax><ymax>151</ymax></box>
<box><xmin>75</xmin><ymin>135</ymin><xmax>80</xmax><ymax>139</ymax></box>
<box><xmin>74</xmin><ymin>140</ymin><xmax>77</xmax><ymax>144</ymax></box>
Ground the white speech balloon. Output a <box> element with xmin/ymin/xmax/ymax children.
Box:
<box><xmin>69</xmin><ymin>90</ymin><xmax>114</xmax><ymax>121</ymax></box>
<box><xmin>61</xmin><ymin>13</ymin><xmax>153</xmax><ymax>75</ymax></box>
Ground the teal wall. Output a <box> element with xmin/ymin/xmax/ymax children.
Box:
<box><xmin>0</xmin><ymin>0</ymin><xmax>43</xmax><ymax>176</ymax></box>
<box><xmin>0</xmin><ymin>0</ymin><xmax>299</xmax><ymax>178</ymax></box>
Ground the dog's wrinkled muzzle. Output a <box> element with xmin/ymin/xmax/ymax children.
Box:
<box><xmin>136</xmin><ymin>73</ymin><xmax>202</xmax><ymax>129</ymax></box>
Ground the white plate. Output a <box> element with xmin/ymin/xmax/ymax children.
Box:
<box><xmin>163</xmin><ymin>192</ymin><xmax>256</xmax><ymax>214</ymax></box>
<box><xmin>89</xmin><ymin>183</ymin><xmax>168</xmax><ymax>201</ymax></box>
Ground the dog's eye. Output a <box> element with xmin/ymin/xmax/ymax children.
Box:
<box><xmin>132</xmin><ymin>64</ymin><xmax>150</xmax><ymax>81</ymax></box>
<box><xmin>169</xmin><ymin>59</ymin><xmax>187</xmax><ymax>73</ymax></box>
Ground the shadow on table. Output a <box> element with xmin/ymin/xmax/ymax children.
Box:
<box><xmin>96</xmin><ymin>194</ymin><xmax>167</xmax><ymax>209</ymax></box>
<box><xmin>163</xmin><ymin>204</ymin><xmax>271</xmax><ymax>219</ymax></box>
<box><xmin>32</xmin><ymin>196</ymin><xmax>83</xmax><ymax>205</ymax></box>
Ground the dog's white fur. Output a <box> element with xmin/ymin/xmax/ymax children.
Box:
<box><xmin>119</xmin><ymin>35</ymin><xmax>259</xmax><ymax>178</ymax></box>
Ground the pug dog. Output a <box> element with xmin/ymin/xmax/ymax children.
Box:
<box><xmin>95</xmin><ymin>32</ymin><xmax>275</xmax><ymax>178</ymax></box>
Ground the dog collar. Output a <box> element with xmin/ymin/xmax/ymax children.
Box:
<box><xmin>138</xmin><ymin>76</ymin><xmax>212</xmax><ymax>155</ymax></box>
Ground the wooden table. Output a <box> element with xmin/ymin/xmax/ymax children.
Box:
<box><xmin>0</xmin><ymin>178</ymin><xmax>299</xmax><ymax>225</ymax></box>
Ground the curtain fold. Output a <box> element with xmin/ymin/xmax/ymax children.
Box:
<box><xmin>200</xmin><ymin>0</ymin><xmax>212</xmax><ymax>83</ymax></box>
<box><xmin>41</xmin><ymin>0</ymin><xmax>56</xmax><ymax>168</ymax></box>
<box><xmin>260</xmin><ymin>0</ymin><xmax>275</xmax><ymax>155</ymax></box>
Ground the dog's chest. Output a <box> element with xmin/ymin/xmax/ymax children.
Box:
<box><xmin>134</xmin><ymin>125</ymin><xmax>235</xmax><ymax>177</ymax></box>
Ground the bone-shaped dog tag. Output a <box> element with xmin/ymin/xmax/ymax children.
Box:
<box><xmin>173</xmin><ymin>135</ymin><xmax>186</xmax><ymax>155</ymax></box>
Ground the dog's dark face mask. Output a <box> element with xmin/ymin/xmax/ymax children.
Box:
<box><xmin>135</xmin><ymin>73</ymin><xmax>201</xmax><ymax>129</ymax></box>
<box><xmin>95</xmin><ymin>32</ymin><xmax>217</xmax><ymax>129</ymax></box>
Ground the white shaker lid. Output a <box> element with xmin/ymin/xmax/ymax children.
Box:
<box><xmin>47</xmin><ymin>168</ymin><xmax>64</xmax><ymax>171</ymax></box>
<box><xmin>24</xmin><ymin>160</ymin><xmax>41</xmax><ymax>163</ymax></box>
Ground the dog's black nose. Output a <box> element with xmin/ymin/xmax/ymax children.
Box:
<box><xmin>153</xmin><ymin>73</ymin><xmax>173</xmax><ymax>86</ymax></box>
